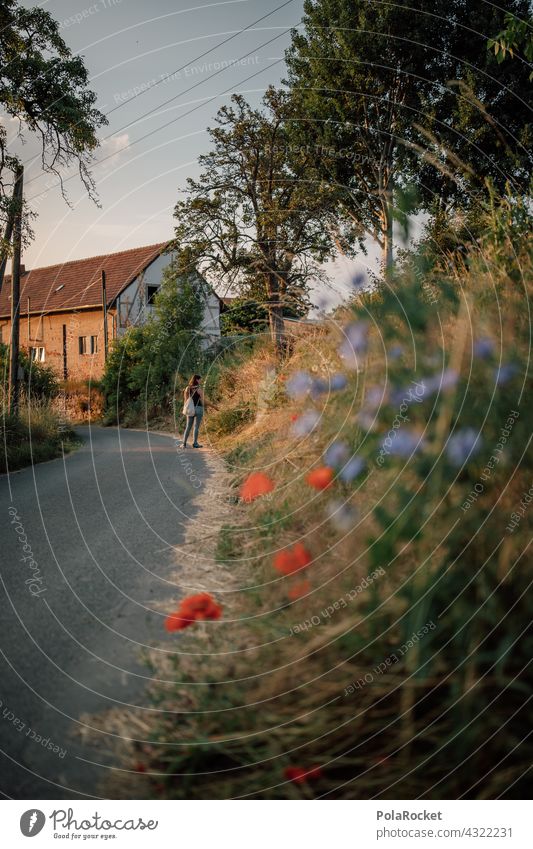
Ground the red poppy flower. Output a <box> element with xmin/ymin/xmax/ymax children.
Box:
<box><xmin>287</xmin><ymin>580</ymin><xmax>311</xmax><ymax>601</ymax></box>
<box><xmin>134</xmin><ymin>762</ymin><xmax>147</xmax><ymax>773</ymax></box>
<box><xmin>306</xmin><ymin>466</ymin><xmax>334</xmax><ymax>490</ymax></box>
<box><xmin>292</xmin><ymin>542</ymin><xmax>312</xmax><ymax>569</ymax></box>
<box><xmin>284</xmin><ymin>765</ymin><xmax>323</xmax><ymax>784</ymax></box>
<box><xmin>273</xmin><ymin>549</ymin><xmax>296</xmax><ymax>575</ymax></box>
<box><xmin>273</xmin><ymin>543</ymin><xmax>313</xmax><ymax>575</ymax></box>
<box><xmin>165</xmin><ymin>592</ymin><xmax>222</xmax><ymax>631</ymax></box>
<box><xmin>240</xmin><ymin>471</ymin><xmax>275</xmax><ymax>503</ymax></box>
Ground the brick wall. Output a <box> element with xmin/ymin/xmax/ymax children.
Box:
<box><xmin>0</xmin><ymin>308</ymin><xmax>115</xmax><ymax>381</ymax></box>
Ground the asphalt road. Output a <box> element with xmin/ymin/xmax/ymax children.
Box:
<box><xmin>0</xmin><ymin>426</ymin><xmax>211</xmax><ymax>799</ymax></box>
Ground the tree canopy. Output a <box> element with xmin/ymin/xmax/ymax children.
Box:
<box><xmin>173</xmin><ymin>87</ymin><xmax>351</xmax><ymax>348</ymax></box>
<box><xmin>284</xmin><ymin>0</ymin><xmax>532</xmax><ymax>267</ymax></box>
<box><xmin>0</xmin><ymin>0</ymin><xmax>107</xmax><ymax>243</ymax></box>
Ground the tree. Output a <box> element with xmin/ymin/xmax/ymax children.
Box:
<box><xmin>0</xmin><ymin>0</ymin><xmax>107</xmax><ymax>287</ymax></box>
<box><xmin>417</xmin><ymin>1</ymin><xmax>532</xmax><ymax>207</ymax></box>
<box><xmin>284</xmin><ymin>0</ymin><xmax>532</xmax><ymax>269</ymax></box>
<box><xmin>173</xmin><ymin>87</ymin><xmax>347</xmax><ymax>350</ymax></box>
<box><xmin>488</xmin><ymin>11</ymin><xmax>533</xmax><ymax>80</ymax></box>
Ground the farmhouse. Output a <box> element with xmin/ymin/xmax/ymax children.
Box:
<box><xmin>0</xmin><ymin>243</ymin><xmax>222</xmax><ymax>381</ymax></box>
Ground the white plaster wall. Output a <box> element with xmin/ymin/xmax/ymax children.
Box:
<box><xmin>115</xmin><ymin>254</ymin><xmax>220</xmax><ymax>344</ymax></box>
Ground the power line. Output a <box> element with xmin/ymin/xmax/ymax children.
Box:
<box><xmin>17</xmin><ymin>0</ymin><xmax>297</xmax><ymax>177</ymax></box>
<box><xmin>26</xmin><ymin>30</ymin><xmax>292</xmax><ymax>204</ymax></box>
<box><xmin>100</xmin><ymin>27</ymin><xmax>290</xmax><ymax>146</ymax></box>
<box><xmin>104</xmin><ymin>0</ymin><xmax>296</xmax><ymax>120</ymax></box>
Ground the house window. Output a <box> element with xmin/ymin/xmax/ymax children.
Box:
<box><xmin>79</xmin><ymin>336</ymin><xmax>98</xmax><ymax>355</ymax></box>
<box><xmin>146</xmin><ymin>285</ymin><xmax>159</xmax><ymax>305</ymax></box>
<box><xmin>30</xmin><ymin>347</ymin><xmax>45</xmax><ymax>363</ymax></box>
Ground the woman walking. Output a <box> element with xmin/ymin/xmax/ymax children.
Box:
<box><xmin>181</xmin><ymin>374</ymin><xmax>205</xmax><ymax>448</ymax></box>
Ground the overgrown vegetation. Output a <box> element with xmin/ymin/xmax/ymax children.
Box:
<box><xmin>1</xmin><ymin>397</ymin><xmax>78</xmax><ymax>473</ymax></box>
<box><xmin>0</xmin><ymin>346</ymin><xmax>77</xmax><ymax>472</ymax></box>
<box><xmin>107</xmin><ymin>196</ymin><xmax>532</xmax><ymax>799</ymax></box>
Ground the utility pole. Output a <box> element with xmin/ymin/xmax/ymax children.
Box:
<box><xmin>101</xmin><ymin>269</ymin><xmax>109</xmax><ymax>361</ymax></box>
<box><xmin>8</xmin><ymin>164</ymin><xmax>24</xmax><ymax>416</ymax></box>
<box><xmin>0</xmin><ymin>207</ymin><xmax>15</xmax><ymax>298</ymax></box>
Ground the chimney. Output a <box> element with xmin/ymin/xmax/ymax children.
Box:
<box><xmin>20</xmin><ymin>264</ymin><xmax>26</xmax><ymax>274</ymax></box>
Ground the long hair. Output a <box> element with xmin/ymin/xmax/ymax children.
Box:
<box><xmin>188</xmin><ymin>374</ymin><xmax>202</xmax><ymax>387</ymax></box>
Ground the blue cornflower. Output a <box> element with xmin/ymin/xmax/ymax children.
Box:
<box><xmin>291</xmin><ymin>410</ymin><xmax>321</xmax><ymax>437</ymax></box>
<box><xmin>324</xmin><ymin>441</ymin><xmax>350</xmax><ymax>468</ymax></box>
<box><xmin>421</xmin><ymin>369</ymin><xmax>459</xmax><ymax>396</ymax></box>
<box><xmin>311</xmin><ymin>377</ymin><xmax>330</xmax><ymax>398</ymax></box>
<box><xmin>326</xmin><ymin>499</ymin><xmax>359</xmax><ymax>532</ymax></box>
<box><xmin>388</xmin><ymin>345</ymin><xmax>404</xmax><ymax>360</ymax></box>
<box><xmin>338</xmin><ymin>322</ymin><xmax>369</xmax><ymax>369</ymax></box>
<box><xmin>446</xmin><ymin>428</ymin><xmax>483</xmax><ymax>467</ymax></box>
<box><xmin>473</xmin><ymin>337</ymin><xmax>495</xmax><ymax>359</ymax></box>
<box><xmin>339</xmin><ymin>455</ymin><xmax>366</xmax><ymax>482</ymax></box>
<box><xmin>330</xmin><ymin>373</ymin><xmax>348</xmax><ymax>391</ymax></box>
<box><xmin>494</xmin><ymin>363</ymin><xmax>518</xmax><ymax>386</ymax></box>
<box><xmin>358</xmin><ymin>410</ymin><xmax>378</xmax><ymax>432</ymax></box>
<box><xmin>286</xmin><ymin>371</ymin><xmax>313</xmax><ymax>399</ymax></box>
<box><xmin>382</xmin><ymin>429</ymin><xmax>425</xmax><ymax>457</ymax></box>
<box><xmin>350</xmin><ymin>272</ymin><xmax>367</xmax><ymax>292</ymax></box>
<box><xmin>365</xmin><ymin>385</ymin><xmax>385</xmax><ymax>411</ymax></box>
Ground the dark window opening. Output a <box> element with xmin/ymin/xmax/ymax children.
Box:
<box><xmin>147</xmin><ymin>285</ymin><xmax>159</xmax><ymax>305</ymax></box>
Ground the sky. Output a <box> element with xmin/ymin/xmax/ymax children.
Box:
<box><xmin>10</xmin><ymin>0</ymin><xmax>384</xmax><ymax>306</ymax></box>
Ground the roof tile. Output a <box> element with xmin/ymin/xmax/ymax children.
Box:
<box><xmin>0</xmin><ymin>242</ymin><xmax>169</xmax><ymax>317</ymax></box>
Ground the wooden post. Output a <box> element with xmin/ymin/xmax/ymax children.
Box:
<box><xmin>62</xmin><ymin>324</ymin><xmax>68</xmax><ymax>380</ymax></box>
<box><xmin>101</xmin><ymin>269</ymin><xmax>109</xmax><ymax>361</ymax></box>
<box><xmin>0</xmin><ymin>184</ymin><xmax>17</xmax><ymax>297</ymax></box>
<box><xmin>8</xmin><ymin>165</ymin><xmax>24</xmax><ymax>416</ymax></box>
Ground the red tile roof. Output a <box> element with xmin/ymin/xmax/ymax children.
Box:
<box><xmin>0</xmin><ymin>242</ymin><xmax>169</xmax><ymax>318</ymax></box>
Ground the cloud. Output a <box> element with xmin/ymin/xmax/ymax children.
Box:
<box><xmin>97</xmin><ymin>133</ymin><xmax>131</xmax><ymax>170</ymax></box>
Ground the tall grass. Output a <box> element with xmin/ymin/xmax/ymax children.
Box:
<box><xmin>1</xmin><ymin>395</ymin><xmax>78</xmax><ymax>473</ymax></box>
